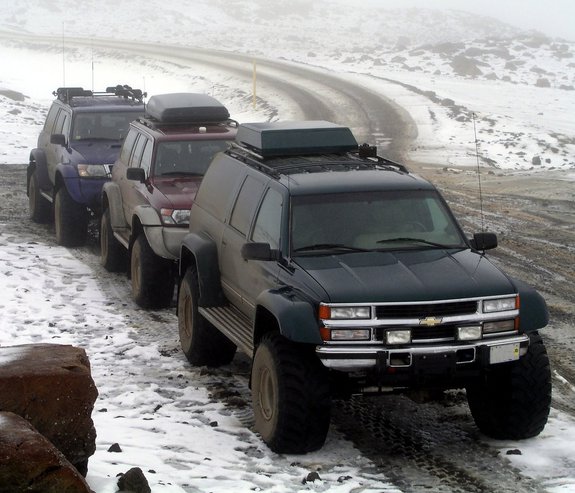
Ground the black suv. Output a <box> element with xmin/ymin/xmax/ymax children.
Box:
<box><xmin>101</xmin><ymin>93</ymin><xmax>236</xmax><ymax>308</ymax></box>
<box><xmin>27</xmin><ymin>85</ymin><xmax>145</xmax><ymax>246</ymax></box>
<box><xmin>178</xmin><ymin>121</ymin><xmax>551</xmax><ymax>454</ymax></box>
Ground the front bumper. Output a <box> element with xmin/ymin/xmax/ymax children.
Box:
<box><xmin>316</xmin><ymin>334</ymin><xmax>529</xmax><ymax>372</ymax></box>
<box><xmin>144</xmin><ymin>226</ymin><xmax>188</xmax><ymax>260</ymax></box>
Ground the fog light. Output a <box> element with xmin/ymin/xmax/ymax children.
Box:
<box><xmin>483</xmin><ymin>320</ymin><xmax>516</xmax><ymax>334</ymax></box>
<box><xmin>385</xmin><ymin>330</ymin><xmax>411</xmax><ymax>345</ymax></box>
<box><xmin>457</xmin><ymin>326</ymin><xmax>482</xmax><ymax>341</ymax></box>
<box><xmin>330</xmin><ymin>329</ymin><xmax>371</xmax><ymax>341</ymax></box>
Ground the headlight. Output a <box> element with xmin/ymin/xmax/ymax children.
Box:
<box><xmin>483</xmin><ymin>297</ymin><xmax>517</xmax><ymax>313</ymax></box>
<box><xmin>160</xmin><ymin>208</ymin><xmax>190</xmax><ymax>226</ymax></box>
<box><xmin>77</xmin><ymin>164</ymin><xmax>112</xmax><ymax>178</ymax></box>
<box><xmin>319</xmin><ymin>304</ymin><xmax>371</xmax><ymax>320</ymax></box>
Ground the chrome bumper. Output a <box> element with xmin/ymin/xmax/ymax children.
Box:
<box><xmin>316</xmin><ymin>334</ymin><xmax>530</xmax><ymax>371</ymax></box>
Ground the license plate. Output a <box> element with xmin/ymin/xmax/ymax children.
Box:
<box><xmin>489</xmin><ymin>343</ymin><xmax>520</xmax><ymax>364</ymax></box>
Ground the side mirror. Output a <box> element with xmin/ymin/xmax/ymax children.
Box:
<box><xmin>470</xmin><ymin>232</ymin><xmax>498</xmax><ymax>251</ymax></box>
<box><xmin>241</xmin><ymin>242</ymin><xmax>280</xmax><ymax>261</ymax></box>
<box><xmin>126</xmin><ymin>167</ymin><xmax>146</xmax><ymax>183</ymax></box>
<box><xmin>50</xmin><ymin>134</ymin><xmax>66</xmax><ymax>146</ymax></box>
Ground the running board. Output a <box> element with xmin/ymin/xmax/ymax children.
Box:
<box><xmin>199</xmin><ymin>305</ymin><xmax>253</xmax><ymax>355</ymax></box>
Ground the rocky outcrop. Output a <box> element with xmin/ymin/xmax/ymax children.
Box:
<box><xmin>0</xmin><ymin>411</ymin><xmax>92</xmax><ymax>493</ymax></box>
<box><xmin>0</xmin><ymin>344</ymin><xmax>98</xmax><ymax>474</ymax></box>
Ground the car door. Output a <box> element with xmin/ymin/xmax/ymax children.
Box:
<box><xmin>121</xmin><ymin>133</ymin><xmax>150</xmax><ymax>224</ymax></box>
<box><xmin>220</xmin><ymin>174</ymin><xmax>267</xmax><ymax>316</ymax></box>
<box><xmin>45</xmin><ymin>109</ymin><xmax>71</xmax><ymax>184</ymax></box>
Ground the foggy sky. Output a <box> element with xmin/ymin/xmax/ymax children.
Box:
<box><xmin>356</xmin><ymin>0</ymin><xmax>575</xmax><ymax>41</ymax></box>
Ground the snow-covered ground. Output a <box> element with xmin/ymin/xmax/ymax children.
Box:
<box><xmin>1</xmin><ymin>1</ymin><xmax>575</xmax><ymax>491</ymax></box>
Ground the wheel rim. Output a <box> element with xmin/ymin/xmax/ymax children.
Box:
<box><xmin>181</xmin><ymin>291</ymin><xmax>193</xmax><ymax>341</ymax></box>
<box><xmin>101</xmin><ymin>216</ymin><xmax>109</xmax><ymax>261</ymax></box>
<box><xmin>258</xmin><ymin>366</ymin><xmax>276</xmax><ymax>422</ymax></box>
<box><xmin>54</xmin><ymin>191</ymin><xmax>62</xmax><ymax>239</ymax></box>
<box><xmin>131</xmin><ymin>246</ymin><xmax>141</xmax><ymax>295</ymax></box>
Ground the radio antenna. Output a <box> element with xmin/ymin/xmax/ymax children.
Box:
<box><xmin>61</xmin><ymin>22</ymin><xmax>66</xmax><ymax>86</ymax></box>
<box><xmin>472</xmin><ymin>112</ymin><xmax>485</xmax><ymax>233</ymax></box>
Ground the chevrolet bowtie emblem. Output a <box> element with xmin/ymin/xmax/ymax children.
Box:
<box><xmin>419</xmin><ymin>316</ymin><xmax>443</xmax><ymax>327</ymax></box>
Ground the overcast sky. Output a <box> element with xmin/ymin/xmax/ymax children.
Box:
<box><xmin>358</xmin><ymin>0</ymin><xmax>575</xmax><ymax>41</ymax></box>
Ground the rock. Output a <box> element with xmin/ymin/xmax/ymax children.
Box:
<box><xmin>535</xmin><ymin>78</ymin><xmax>551</xmax><ymax>88</ymax></box>
<box><xmin>0</xmin><ymin>344</ymin><xmax>98</xmax><ymax>474</ymax></box>
<box><xmin>117</xmin><ymin>467</ymin><xmax>151</xmax><ymax>493</ymax></box>
<box><xmin>0</xmin><ymin>411</ymin><xmax>92</xmax><ymax>493</ymax></box>
<box><xmin>450</xmin><ymin>55</ymin><xmax>483</xmax><ymax>77</ymax></box>
<box><xmin>302</xmin><ymin>471</ymin><xmax>322</xmax><ymax>484</ymax></box>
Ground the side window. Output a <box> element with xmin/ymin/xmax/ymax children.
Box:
<box><xmin>229</xmin><ymin>175</ymin><xmax>265</xmax><ymax>236</ymax></box>
<box><xmin>120</xmin><ymin>129</ymin><xmax>138</xmax><ymax>164</ymax></box>
<box><xmin>54</xmin><ymin>110</ymin><xmax>69</xmax><ymax>134</ymax></box>
<box><xmin>140</xmin><ymin>139</ymin><xmax>153</xmax><ymax>175</ymax></box>
<box><xmin>251</xmin><ymin>188</ymin><xmax>282</xmax><ymax>249</ymax></box>
<box><xmin>61</xmin><ymin>114</ymin><xmax>71</xmax><ymax>139</ymax></box>
<box><xmin>129</xmin><ymin>134</ymin><xmax>147</xmax><ymax>168</ymax></box>
<box><xmin>44</xmin><ymin>105</ymin><xmax>60</xmax><ymax>133</ymax></box>
<box><xmin>195</xmin><ymin>155</ymin><xmax>244</xmax><ymax>219</ymax></box>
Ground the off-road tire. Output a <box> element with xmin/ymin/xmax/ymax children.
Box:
<box><xmin>466</xmin><ymin>332</ymin><xmax>551</xmax><ymax>439</ymax></box>
<box><xmin>28</xmin><ymin>167</ymin><xmax>52</xmax><ymax>223</ymax></box>
<box><xmin>100</xmin><ymin>208</ymin><xmax>126</xmax><ymax>272</ymax></box>
<box><xmin>54</xmin><ymin>186</ymin><xmax>88</xmax><ymax>246</ymax></box>
<box><xmin>251</xmin><ymin>332</ymin><xmax>331</xmax><ymax>453</ymax></box>
<box><xmin>177</xmin><ymin>267</ymin><xmax>236</xmax><ymax>366</ymax></box>
<box><xmin>130</xmin><ymin>234</ymin><xmax>174</xmax><ymax>308</ymax></box>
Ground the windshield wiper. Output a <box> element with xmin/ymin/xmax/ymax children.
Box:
<box><xmin>376</xmin><ymin>237</ymin><xmax>458</xmax><ymax>248</ymax></box>
<box><xmin>293</xmin><ymin>243</ymin><xmax>371</xmax><ymax>254</ymax></box>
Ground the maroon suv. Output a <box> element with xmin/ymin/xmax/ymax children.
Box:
<box><xmin>100</xmin><ymin>93</ymin><xmax>237</xmax><ymax>308</ymax></box>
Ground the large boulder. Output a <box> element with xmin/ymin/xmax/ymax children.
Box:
<box><xmin>0</xmin><ymin>344</ymin><xmax>98</xmax><ymax>474</ymax></box>
<box><xmin>0</xmin><ymin>411</ymin><xmax>92</xmax><ymax>493</ymax></box>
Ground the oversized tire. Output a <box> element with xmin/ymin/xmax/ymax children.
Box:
<box><xmin>130</xmin><ymin>234</ymin><xmax>174</xmax><ymax>308</ymax></box>
<box><xmin>177</xmin><ymin>267</ymin><xmax>236</xmax><ymax>366</ymax></box>
<box><xmin>466</xmin><ymin>332</ymin><xmax>551</xmax><ymax>439</ymax></box>
<box><xmin>28</xmin><ymin>167</ymin><xmax>52</xmax><ymax>223</ymax></box>
<box><xmin>100</xmin><ymin>208</ymin><xmax>127</xmax><ymax>272</ymax></box>
<box><xmin>251</xmin><ymin>332</ymin><xmax>331</xmax><ymax>453</ymax></box>
<box><xmin>54</xmin><ymin>186</ymin><xmax>88</xmax><ymax>246</ymax></box>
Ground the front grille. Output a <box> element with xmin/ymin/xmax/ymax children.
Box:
<box><xmin>375</xmin><ymin>301</ymin><xmax>477</xmax><ymax>319</ymax></box>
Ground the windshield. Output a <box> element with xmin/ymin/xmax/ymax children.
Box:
<box><xmin>153</xmin><ymin>140</ymin><xmax>231</xmax><ymax>177</ymax></box>
<box><xmin>71</xmin><ymin>111</ymin><xmax>141</xmax><ymax>141</ymax></box>
<box><xmin>291</xmin><ymin>190</ymin><xmax>466</xmax><ymax>255</ymax></box>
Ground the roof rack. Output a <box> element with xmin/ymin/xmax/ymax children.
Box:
<box><xmin>53</xmin><ymin>84</ymin><xmax>146</xmax><ymax>105</ymax></box>
<box><xmin>229</xmin><ymin>122</ymin><xmax>410</xmax><ymax>177</ymax></box>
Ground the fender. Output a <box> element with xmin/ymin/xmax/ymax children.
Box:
<box><xmin>255</xmin><ymin>289</ymin><xmax>322</xmax><ymax>344</ymax></box>
<box><xmin>55</xmin><ymin>163</ymin><xmax>84</xmax><ymax>203</ymax></box>
<box><xmin>511</xmin><ymin>277</ymin><xmax>549</xmax><ymax>332</ymax></box>
<box><xmin>28</xmin><ymin>149</ymin><xmax>51</xmax><ymax>191</ymax></box>
<box><xmin>180</xmin><ymin>232</ymin><xmax>224</xmax><ymax>306</ymax></box>
<box><xmin>102</xmin><ymin>182</ymin><xmax>128</xmax><ymax>230</ymax></box>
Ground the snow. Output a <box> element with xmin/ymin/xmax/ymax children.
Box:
<box><xmin>0</xmin><ymin>1</ymin><xmax>574</xmax><ymax>491</ymax></box>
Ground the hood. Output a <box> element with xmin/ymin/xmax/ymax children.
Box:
<box><xmin>151</xmin><ymin>177</ymin><xmax>201</xmax><ymax>209</ymax></box>
<box><xmin>70</xmin><ymin>141</ymin><xmax>122</xmax><ymax>164</ymax></box>
<box><xmin>293</xmin><ymin>249</ymin><xmax>515</xmax><ymax>303</ymax></box>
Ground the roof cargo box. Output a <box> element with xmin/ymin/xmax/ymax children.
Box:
<box><xmin>236</xmin><ymin>121</ymin><xmax>358</xmax><ymax>157</ymax></box>
<box><xmin>146</xmin><ymin>93</ymin><xmax>230</xmax><ymax>123</ymax></box>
